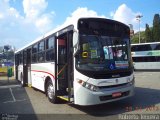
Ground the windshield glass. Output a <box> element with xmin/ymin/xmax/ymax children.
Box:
<box><xmin>76</xmin><ymin>35</ymin><xmax>130</xmax><ymax>72</ymax></box>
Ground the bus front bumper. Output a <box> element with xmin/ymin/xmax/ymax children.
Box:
<box><xmin>74</xmin><ymin>83</ymin><xmax>134</xmax><ymax>106</ymax></box>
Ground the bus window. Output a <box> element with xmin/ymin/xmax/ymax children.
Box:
<box><xmin>19</xmin><ymin>52</ymin><xmax>23</xmax><ymax>64</ymax></box>
<box><xmin>155</xmin><ymin>44</ymin><xmax>160</xmax><ymax>50</ymax></box>
<box><xmin>46</xmin><ymin>37</ymin><xmax>55</xmax><ymax>61</ymax></box>
<box><xmin>58</xmin><ymin>39</ymin><xmax>66</xmax><ymax>64</ymax></box>
<box><xmin>23</xmin><ymin>50</ymin><xmax>27</xmax><ymax>65</ymax></box>
<box><xmin>32</xmin><ymin>44</ymin><xmax>38</xmax><ymax>53</ymax></box>
<box><xmin>38</xmin><ymin>41</ymin><xmax>45</xmax><ymax>62</ymax></box>
<box><xmin>32</xmin><ymin>44</ymin><xmax>38</xmax><ymax>63</ymax></box>
<box><xmin>38</xmin><ymin>41</ymin><xmax>45</xmax><ymax>51</ymax></box>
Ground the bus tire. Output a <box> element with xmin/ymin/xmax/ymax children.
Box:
<box><xmin>46</xmin><ymin>80</ymin><xmax>58</xmax><ymax>103</ymax></box>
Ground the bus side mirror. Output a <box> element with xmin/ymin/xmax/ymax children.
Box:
<box><xmin>73</xmin><ymin>31</ymin><xmax>78</xmax><ymax>47</ymax></box>
<box><xmin>73</xmin><ymin>30</ymin><xmax>80</xmax><ymax>58</ymax></box>
<box><xmin>73</xmin><ymin>49</ymin><xmax>79</xmax><ymax>58</ymax></box>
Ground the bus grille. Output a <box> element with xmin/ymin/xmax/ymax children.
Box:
<box><xmin>98</xmin><ymin>83</ymin><xmax>128</xmax><ymax>89</ymax></box>
<box><xmin>92</xmin><ymin>71</ymin><xmax>132</xmax><ymax>79</ymax></box>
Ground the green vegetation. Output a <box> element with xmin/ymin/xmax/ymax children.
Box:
<box><xmin>0</xmin><ymin>45</ymin><xmax>14</xmax><ymax>76</ymax></box>
<box><xmin>153</xmin><ymin>14</ymin><xmax>160</xmax><ymax>41</ymax></box>
<box><xmin>131</xmin><ymin>31</ymin><xmax>145</xmax><ymax>44</ymax></box>
<box><xmin>145</xmin><ymin>24</ymin><xmax>152</xmax><ymax>42</ymax></box>
<box><xmin>0</xmin><ymin>45</ymin><xmax>15</xmax><ymax>63</ymax></box>
<box><xmin>131</xmin><ymin>13</ymin><xmax>160</xmax><ymax>44</ymax></box>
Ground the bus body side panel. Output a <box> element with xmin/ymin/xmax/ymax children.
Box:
<box><xmin>31</xmin><ymin>62</ymin><xmax>55</xmax><ymax>91</ymax></box>
<box><xmin>134</xmin><ymin>62</ymin><xmax>160</xmax><ymax>70</ymax></box>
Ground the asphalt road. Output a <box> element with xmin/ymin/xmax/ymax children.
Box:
<box><xmin>0</xmin><ymin>72</ymin><xmax>160</xmax><ymax>120</ymax></box>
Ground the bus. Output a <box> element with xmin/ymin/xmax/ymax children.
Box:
<box><xmin>131</xmin><ymin>42</ymin><xmax>160</xmax><ymax>71</ymax></box>
<box><xmin>15</xmin><ymin>17</ymin><xmax>134</xmax><ymax>105</ymax></box>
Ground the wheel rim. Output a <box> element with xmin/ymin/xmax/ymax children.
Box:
<box><xmin>47</xmin><ymin>84</ymin><xmax>54</xmax><ymax>99</ymax></box>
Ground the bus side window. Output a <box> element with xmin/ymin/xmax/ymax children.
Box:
<box><xmin>155</xmin><ymin>44</ymin><xmax>160</xmax><ymax>50</ymax></box>
<box><xmin>23</xmin><ymin>50</ymin><xmax>27</xmax><ymax>65</ymax></box>
<box><xmin>32</xmin><ymin>44</ymin><xmax>38</xmax><ymax>63</ymax></box>
<box><xmin>38</xmin><ymin>41</ymin><xmax>45</xmax><ymax>62</ymax></box>
<box><xmin>46</xmin><ymin>37</ymin><xmax>55</xmax><ymax>61</ymax></box>
<box><xmin>19</xmin><ymin>52</ymin><xmax>23</xmax><ymax>64</ymax></box>
<box><xmin>58</xmin><ymin>39</ymin><xmax>66</xmax><ymax>64</ymax></box>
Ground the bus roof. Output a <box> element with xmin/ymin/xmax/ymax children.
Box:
<box><xmin>15</xmin><ymin>24</ymin><xmax>75</xmax><ymax>53</ymax></box>
<box><xmin>15</xmin><ymin>17</ymin><xmax>129</xmax><ymax>53</ymax></box>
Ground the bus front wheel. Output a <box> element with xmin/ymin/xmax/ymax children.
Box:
<box><xmin>46</xmin><ymin>80</ymin><xmax>58</xmax><ymax>103</ymax></box>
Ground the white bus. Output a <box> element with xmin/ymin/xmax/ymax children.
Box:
<box><xmin>131</xmin><ymin>42</ymin><xmax>160</xmax><ymax>70</ymax></box>
<box><xmin>15</xmin><ymin>18</ymin><xmax>134</xmax><ymax>105</ymax></box>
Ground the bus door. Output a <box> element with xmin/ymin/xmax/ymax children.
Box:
<box><xmin>27</xmin><ymin>48</ymin><xmax>32</xmax><ymax>86</ymax></box>
<box><xmin>15</xmin><ymin>54</ymin><xmax>19</xmax><ymax>80</ymax></box>
<box><xmin>56</xmin><ymin>31</ymin><xmax>73</xmax><ymax>102</ymax></box>
<box><xmin>22</xmin><ymin>48</ymin><xmax>31</xmax><ymax>86</ymax></box>
<box><xmin>23</xmin><ymin>50</ymin><xmax>27</xmax><ymax>86</ymax></box>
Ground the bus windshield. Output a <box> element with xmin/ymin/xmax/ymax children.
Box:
<box><xmin>76</xmin><ymin>34</ymin><xmax>130</xmax><ymax>72</ymax></box>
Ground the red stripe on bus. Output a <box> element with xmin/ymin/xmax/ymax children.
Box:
<box><xmin>31</xmin><ymin>70</ymin><xmax>55</xmax><ymax>79</ymax></box>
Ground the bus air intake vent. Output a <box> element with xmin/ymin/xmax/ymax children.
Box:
<box><xmin>98</xmin><ymin>83</ymin><xmax>128</xmax><ymax>89</ymax></box>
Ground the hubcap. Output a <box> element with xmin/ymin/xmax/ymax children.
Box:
<box><xmin>47</xmin><ymin>84</ymin><xmax>54</xmax><ymax>99</ymax></box>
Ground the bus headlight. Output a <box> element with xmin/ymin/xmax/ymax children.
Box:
<box><xmin>77</xmin><ymin>79</ymin><xmax>99</xmax><ymax>92</ymax></box>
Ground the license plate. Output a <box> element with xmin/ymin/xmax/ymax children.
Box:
<box><xmin>112</xmin><ymin>92</ymin><xmax>122</xmax><ymax>97</ymax></box>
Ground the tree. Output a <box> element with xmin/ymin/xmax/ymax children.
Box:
<box><xmin>153</xmin><ymin>14</ymin><xmax>160</xmax><ymax>42</ymax></box>
<box><xmin>0</xmin><ymin>45</ymin><xmax>15</xmax><ymax>63</ymax></box>
<box><xmin>131</xmin><ymin>33</ymin><xmax>138</xmax><ymax>44</ymax></box>
<box><xmin>145</xmin><ymin>24</ymin><xmax>152</xmax><ymax>42</ymax></box>
<box><xmin>131</xmin><ymin>31</ymin><xmax>145</xmax><ymax>44</ymax></box>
